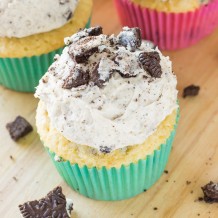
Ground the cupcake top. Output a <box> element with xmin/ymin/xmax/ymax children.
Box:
<box><xmin>35</xmin><ymin>26</ymin><xmax>178</xmax><ymax>152</ymax></box>
<box><xmin>131</xmin><ymin>0</ymin><xmax>210</xmax><ymax>12</ymax></box>
<box><xmin>0</xmin><ymin>0</ymin><xmax>78</xmax><ymax>38</ymax></box>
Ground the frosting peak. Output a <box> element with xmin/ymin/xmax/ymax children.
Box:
<box><xmin>35</xmin><ymin>26</ymin><xmax>178</xmax><ymax>152</ymax></box>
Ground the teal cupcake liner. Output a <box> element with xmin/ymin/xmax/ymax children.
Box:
<box><xmin>46</xmin><ymin>110</ymin><xmax>179</xmax><ymax>201</ymax></box>
<box><xmin>0</xmin><ymin>18</ymin><xmax>91</xmax><ymax>93</ymax></box>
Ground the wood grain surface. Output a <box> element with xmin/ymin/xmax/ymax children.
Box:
<box><xmin>0</xmin><ymin>1</ymin><xmax>218</xmax><ymax>217</ymax></box>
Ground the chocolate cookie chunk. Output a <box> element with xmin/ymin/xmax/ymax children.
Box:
<box><xmin>183</xmin><ymin>85</ymin><xmax>200</xmax><ymax>98</ymax></box>
<box><xmin>118</xmin><ymin>27</ymin><xmax>142</xmax><ymax>51</ymax></box>
<box><xmin>138</xmin><ymin>52</ymin><xmax>162</xmax><ymax>78</ymax></box>
<box><xmin>69</xmin><ymin>46</ymin><xmax>99</xmax><ymax>64</ymax></box>
<box><xmin>19</xmin><ymin>187</ymin><xmax>71</xmax><ymax>218</ymax></box>
<box><xmin>90</xmin><ymin>63</ymin><xmax>105</xmax><ymax>88</ymax></box>
<box><xmin>86</xmin><ymin>26</ymin><xmax>103</xmax><ymax>36</ymax></box>
<box><xmin>99</xmin><ymin>146</ymin><xmax>112</xmax><ymax>154</ymax></box>
<box><xmin>201</xmin><ymin>181</ymin><xmax>218</xmax><ymax>203</ymax></box>
<box><xmin>6</xmin><ymin>116</ymin><xmax>33</xmax><ymax>141</ymax></box>
<box><xmin>63</xmin><ymin>68</ymin><xmax>90</xmax><ymax>89</ymax></box>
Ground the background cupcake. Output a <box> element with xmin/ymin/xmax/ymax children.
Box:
<box><xmin>0</xmin><ymin>0</ymin><xmax>92</xmax><ymax>92</ymax></box>
<box><xmin>35</xmin><ymin>26</ymin><xmax>179</xmax><ymax>201</ymax></box>
<box><xmin>114</xmin><ymin>0</ymin><xmax>218</xmax><ymax>50</ymax></box>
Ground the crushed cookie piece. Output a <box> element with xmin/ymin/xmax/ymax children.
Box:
<box><xmin>201</xmin><ymin>181</ymin><xmax>218</xmax><ymax>203</ymax></box>
<box><xmin>183</xmin><ymin>85</ymin><xmax>200</xmax><ymax>98</ymax></box>
<box><xmin>86</xmin><ymin>26</ymin><xmax>103</xmax><ymax>36</ymax></box>
<box><xmin>118</xmin><ymin>27</ymin><xmax>142</xmax><ymax>51</ymax></box>
<box><xmin>62</xmin><ymin>69</ymin><xmax>89</xmax><ymax>89</ymax></box>
<box><xmin>99</xmin><ymin>146</ymin><xmax>112</xmax><ymax>154</ymax></box>
<box><xmin>6</xmin><ymin>116</ymin><xmax>33</xmax><ymax>141</ymax></box>
<box><xmin>138</xmin><ymin>52</ymin><xmax>162</xmax><ymax>78</ymax></box>
<box><xmin>19</xmin><ymin>187</ymin><xmax>71</xmax><ymax>218</ymax></box>
<box><xmin>69</xmin><ymin>46</ymin><xmax>98</xmax><ymax>64</ymax></box>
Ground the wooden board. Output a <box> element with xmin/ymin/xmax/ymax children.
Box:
<box><xmin>0</xmin><ymin>1</ymin><xmax>218</xmax><ymax>217</ymax></box>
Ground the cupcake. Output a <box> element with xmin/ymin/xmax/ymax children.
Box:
<box><xmin>0</xmin><ymin>0</ymin><xmax>92</xmax><ymax>92</ymax></box>
<box><xmin>114</xmin><ymin>0</ymin><xmax>218</xmax><ymax>50</ymax></box>
<box><xmin>35</xmin><ymin>26</ymin><xmax>179</xmax><ymax>201</ymax></box>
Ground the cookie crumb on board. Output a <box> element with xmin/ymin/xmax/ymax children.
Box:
<box><xmin>6</xmin><ymin>116</ymin><xmax>33</xmax><ymax>141</ymax></box>
<box><xmin>183</xmin><ymin>85</ymin><xmax>200</xmax><ymax>98</ymax></box>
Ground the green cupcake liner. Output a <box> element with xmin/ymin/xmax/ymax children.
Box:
<box><xmin>0</xmin><ymin>18</ymin><xmax>91</xmax><ymax>93</ymax></box>
<box><xmin>46</xmin><ymin>110</ymin><xmax>179</xmax><ymax>201</ymax></box>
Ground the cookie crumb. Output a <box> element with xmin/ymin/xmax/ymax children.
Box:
<box><xmin>198</xmin><ymin>197</ymin><xmax>204</xmax><ymax>201</ymax></box>
<box><xmin>186</xmin><ymin>181</ymin><xmax>191</xmax><ymax>185</ymax></box>
<box><xmin>183</xmin><ymin>85</ymin><xmax>200</xmax><ymax>98</ymax></box>
<box><xmin>19</xmin><ymin>186</ymin><xmax>72</xmax><ymax>217</ymax></box>
<box><xmin>201</xmin><ymin>181</ymin><xmax>218</xmax><ymax>203</ymax></box>
<box><xmin>6</xmin><ymin>116</ymin><xmax>33</xmax><ymax>141</ymax></box>
<box><xmin>10</xmin><ymin>155</ymin><xmax>14</xmax><ymax>160</ymax></box>
<box><xmin>13</xmin><ymin>176</ymin><xmax>18</xmax><ymax>182</ymax></box>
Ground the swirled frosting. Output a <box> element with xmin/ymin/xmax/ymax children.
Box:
<box><xmin>0</xmin><ymin>0</ymin><xmax>78</xmax><ymax>38</ymax></box>
<box><xmin>35</xmin><ymin>26</ymin><xmax>178</xmax><ymax>152</ymax></box>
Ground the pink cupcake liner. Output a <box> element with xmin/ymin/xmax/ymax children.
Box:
<box><xmin>114</xmin><ymin>0</ymin><xmax>218</xmax><ymax>50</ymax></box>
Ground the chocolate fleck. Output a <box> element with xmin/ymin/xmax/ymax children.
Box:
<box><xmin>201</xmin><ymin>181</ymin><xmax>218</xmax><ymax>203</ymax></box>
<box><xmin>138</xmin><ymin>52</ymin><xmax>162</xmax><ymax>78</ymax></box>
<box><xmin>164</xmin><ymin>170</ymin><xmax>168</xmax><ymax>174</ymax></box>
<box><xmin>118</xmin><ymin>27</ymin><xmax>142</xmax><ymax>51</ymax></box>
<box><xmin>19</xmin><ymin>186</ymin><xmax>71</xmax><ymax>218</ymax></box>
<box><xmin>62</xmin><ymin>68</ymin><xmax>89</xmax><ymax>89</ymax></box>
<box><xmin>6</xmin><ymin>116</ymin><xmax>33</xmax><ymax>141</ymax></box>
<box><xmin>183</xmin><ymin>85</ymin><xmax>200</xmax><ymax>98</ymax></box>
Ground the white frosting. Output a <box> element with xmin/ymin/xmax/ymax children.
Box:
<box><xmin>0</xmin><ymin>0</ymin><xmax>78</xmax><ymax>38</ymax></box>
<box><xmin>66</xmin><ymin>198</ymin><xmax>73</xmax><ymax>216</ymax></box>
<box><xmin>35</xmin><ymin>27</ymin><xmax>178</xmax><ymax>152</ymax></box>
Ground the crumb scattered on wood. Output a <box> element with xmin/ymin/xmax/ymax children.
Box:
<box><xmin>13</xmin><ymin>176</ymin><xmax>18</xmax><ymax>182</ymax></box>
<box><xmin>186</xmin><ymin>181</ymin><xmax>191</xmax><ymax>185</ymax></box>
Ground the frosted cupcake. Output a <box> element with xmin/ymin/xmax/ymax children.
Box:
<box><xmin>114</xmin><ymin>0</ymin><xmax>218</xmax><ymax>50</ymax></box>
<box><xmin>35</xmin><ymin>26</ymin><xmax>179</xmax><ymax>200</ymax></box>
<box><xmin>0</xmin><ymin>0</ymin><xmax>92</xmax><ymax>92</ymax></box>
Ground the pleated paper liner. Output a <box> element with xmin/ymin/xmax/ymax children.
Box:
<box><xmin>114</xmin><ymin>0</ymin><xmax>218</xmax><ymax>50</ymax></box>
<box><xmin>0</xmin><ymin>18</ymin><xmax>91</xmax><ymax>93</ymax></box>
<box><xmin>46</xmin><ymin>110</ymin><xmax>179</xmax><ymax>201</ymax></box>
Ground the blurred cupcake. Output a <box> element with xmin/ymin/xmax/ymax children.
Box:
<box><xmin>114</xmin><ymin>0</ymin><xmax>218</xmax><ymax>50</ymax></box>
<box><xmin>0</xmin><ymin>0</ymin><xmax>92</xmax><ymax>92</ymax></box>
<box><xmin>35</xmin><ymin>26</ymin><xmax>179</xmax><ymax>200</ymax></box>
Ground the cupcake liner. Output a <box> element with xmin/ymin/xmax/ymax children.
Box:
<box><xmin>46</xmin><ymin>111</ymin><xmax>179</xmax><ymax>201</ymax></box>
<box><xmin>114</xmin><ymin>0</ymin><xmax>218</xmax><ymax>50</ymax></box>
<box><xmin>0</xmin><ymin>18</ymin><xmax>91</xmax><ymax>92</ymax></box>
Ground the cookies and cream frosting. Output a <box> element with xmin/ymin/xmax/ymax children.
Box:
<box><xmin>0</xmin><ymin>0</ymin><xmax>78</xmax><ymax>38</ymax></box>
<box><xmin>35</xmin><ymin>26</ymin><xmax>178</xmax><ymax>152</ymax></box>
